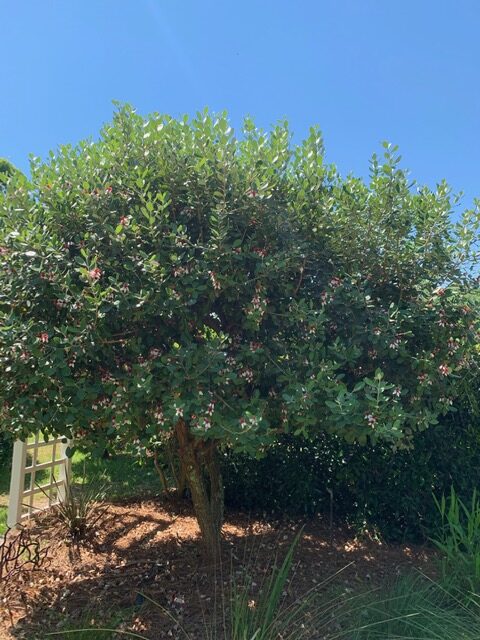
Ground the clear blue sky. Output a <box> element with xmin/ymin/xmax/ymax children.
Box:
<box><xmin>2</xmin><ymin>1</ymin><xmax>479</xmax><ymax>209</ymax></box>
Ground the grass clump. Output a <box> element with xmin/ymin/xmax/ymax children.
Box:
<box><xmin>347</xmin><ymin>573</ymin><xmax>480</xmax><ymax>639</ymax></box>
<box><xmin>432</xmin><ymin>486</ymin><xmax>480</xmax><ymax>594</ymax></box>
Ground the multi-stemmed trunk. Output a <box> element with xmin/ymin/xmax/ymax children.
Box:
<box><xmin>175</xmin><ymin>420</ymin><xmax>224</xmax><ymax>557</ymax></box>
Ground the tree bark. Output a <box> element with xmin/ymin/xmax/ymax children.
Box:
<box><xmin>206</xmin><ymin>444</ymin><xmax>224</xmax><ymax>538</ymax></box>
<box><xmin>175</xmin><ymin>420</ymin><xmax>223</xmax><ymax>556</ymax></box>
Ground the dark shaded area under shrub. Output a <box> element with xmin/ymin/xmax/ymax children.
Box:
<box><xmin>223</xmin><ymin>411</ymin><xmax>480</xmax><ymax>542</ymax></box>
<box><xmin>0</xmin><ymin>433</ymin><xmax>12</xmax><ymax>467</ymax></box>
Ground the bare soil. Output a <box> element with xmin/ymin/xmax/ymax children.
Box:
<box><xmin>0</xmin><ymin>498</ymin><xmax>437</xmax><ymax>639</ymax></box>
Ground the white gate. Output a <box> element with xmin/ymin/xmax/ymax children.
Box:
<box><xmin>7</xmin><ymin>434</ymin><xmax>71</xmax><ymax>529</ymax></box>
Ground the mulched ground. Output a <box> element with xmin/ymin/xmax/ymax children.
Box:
<box><xmin>0</xmin><ymin>498</ymin><xmax>437</xmax><ymax>640</ymax></box>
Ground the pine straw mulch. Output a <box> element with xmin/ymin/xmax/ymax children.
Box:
<box><xmin>0</xmin><ymin>498</ymin><xmax>437</xmax><ymax>640</ymax></box>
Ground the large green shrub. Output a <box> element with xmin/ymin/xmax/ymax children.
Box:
<box><xmin>0</xmin><ymin>106</ymin><xmax>478</xmax><ymax>551</ymax></box>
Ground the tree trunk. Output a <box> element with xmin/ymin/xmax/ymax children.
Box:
<box><xmin>206</xmin><ymin>445</ymin><xmax>224</xmax><ymax>538</ymax></box>
<box><xmin>175</xmin><ymin>420</ymin><xmax>223</xmax><ymax>556</ymax></box>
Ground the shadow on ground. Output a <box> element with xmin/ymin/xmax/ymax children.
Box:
<box><xmin>3</xmin><ymin>498</ymin><xmax>436</xmax><ymax>640</ymax></box>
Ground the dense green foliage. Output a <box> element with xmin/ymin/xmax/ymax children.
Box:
<box><xmin>0</xmin><ymin>432</ymin><xmax>12</xmax><ymax>467</ymax></box>
<box><xmin>0</xmin><ymin>158</ymin><xmax>20</xmax><ymax>193</ymax></box>
<box><xmin>223</xmin><ymin>411</ymin><xmax>480</xmax><ymax>541</ymax></box>
<box><xmin>0</xmin><ymin>106</ymin><xmax>478</xmax><ymax>547</ymax></box>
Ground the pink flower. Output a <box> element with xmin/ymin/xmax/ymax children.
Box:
<box><xmin>389</xmin><ymin>338</ymin><xmax>400</xmax><ymax>350</ymax></box>
<box><xmin>119</xmin><ymin>215</ymin><xmax>129</xmax><ymax>226</ymax></box>
<box><xmin>206</xmin><ymin>401</ymin><xmax>215</xmax><ymax>416</ymax></box>
<box><xmin>89</xmin><ymin>267</ymin><xmax>102</xmax><ymax>280</ymax></box>
<box><xmin>364</xmin><ymin>414</ymin><xmax>377</xmax><ymax>427</ymax></box>
<box><xmin>329</xmin><ymin>276</ymin><xmax>342</xmax><ymax>288</ymax></box>
<box><xmin>240</xmin><ymin>368</ymin><xmax>254</xmax><ymax>383</ymax></box>
<box><xmin>38</xmin><ymin>332</ymin><xmax>49</xmax><ymax>343</ymax></box>
<box><xmin>438</xmin><ymin>363</ymin><xmax>450</xmax><ymax>376</ymax></box>
<box><xmin>447</xmin><ymin>339</ymin><xmax>458</xmax><ymax>354</ymax></box>
<box><xmin>208</xmin><ymin>270</ymin><xmax>221</xmax><ymax>291</ymax></box>
<box><xmin>154</xmin><ymin>406</ymin><xmax>165</xmax><ymax>425</ymax></box>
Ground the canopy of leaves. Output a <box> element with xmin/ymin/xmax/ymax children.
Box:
<box><xmin>0</xmin><ymin>106</ymin><xmax>478</xmax><ymax>456</ymax></box>
<box><xmin>0</xmin><ymin>158</ymin><xmax>20</xmax><ymax>192</ymax></box>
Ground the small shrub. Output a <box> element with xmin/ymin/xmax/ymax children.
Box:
<box><xmin>49</xmin><ymin>474</ymin><xmax>107</xmax><ymax>540</ymax></box>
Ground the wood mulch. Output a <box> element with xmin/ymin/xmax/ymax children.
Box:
<box><xmin>0</xmin><ymin>498</ymin><xmax>437</xmax><ymax>639</ymax></box>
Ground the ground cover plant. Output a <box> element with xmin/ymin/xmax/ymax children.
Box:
<box><xmin>1</xmin><ymin>106</ymin><xmax>478</xmax><ymax>556</ymax></box>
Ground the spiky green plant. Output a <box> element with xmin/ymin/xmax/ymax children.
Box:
<box><xmin>432</xmin><ymin>486</ymin><xmax>480</xmax><ymax>593</ymax></box>
<box><xmin>37</xmin><ymin>469</ymin><xmax>107</xmax><ymax>540</ymax></box>
<box><xmin>347</xmin><ymin>573</ymin><xmax>480</xmax><ymax>639</ymax></box>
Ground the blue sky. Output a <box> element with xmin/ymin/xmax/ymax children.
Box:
<box><xmin>2</xmin><ymin>1</ymin><xmax>479</xmax><ymax>209</ymax></box>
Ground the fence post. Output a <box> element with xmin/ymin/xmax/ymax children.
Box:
<box><xmin>7</xmin><ymin>440</ymin><xmax>27</xmax><ymax>529</ymax></box>
<box><xmin>58</xmin><ymin>439</ymin><xmax>72</xmax><ymax>502</ymax></box>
